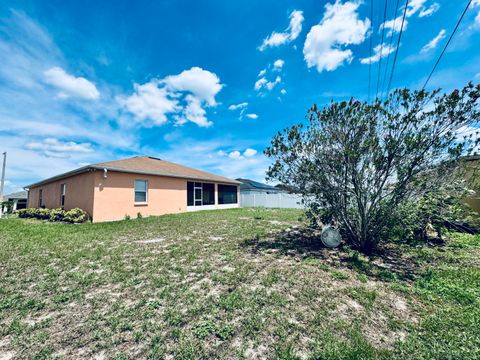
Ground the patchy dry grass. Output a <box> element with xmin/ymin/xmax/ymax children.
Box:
<box><xmin>0</xmin><ymin>208</ymin><xmax>479</xmax><ymax>359</ymax></box>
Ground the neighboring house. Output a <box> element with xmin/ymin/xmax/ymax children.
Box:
<box><xmin>237</xmin><ymin>178</ymin><xmax>281</xmax><ymax>195</ymax></box>
<box><xmin>237</xmin><ymin>178</ymin><xmax>303</xmax><ymax>209</ymax></box>
<box><xmin>1</xmin><ymin>190</ymin><xmax>28</xmax><ymax>213</ymax></box>
<box><xmin>25</xmin><ymin>156</ymin><xmax>240</xmax><ymax>222</ymax></box>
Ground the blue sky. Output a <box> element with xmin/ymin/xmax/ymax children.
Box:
<box><xmin>1</xmin><ymin>0</ymin><xmax>479</xmax><ymax>194</ymax></box>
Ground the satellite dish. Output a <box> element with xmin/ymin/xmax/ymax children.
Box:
<box><xmin>321</xmin><ymin>226</ymin><xmax>341</xmax><ymax>248</ymax></box>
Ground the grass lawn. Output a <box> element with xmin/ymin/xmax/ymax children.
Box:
<box><xmin>0</xmin><ymin>208</ymin><xmax>479</xmax><ymax>359</ymax></box>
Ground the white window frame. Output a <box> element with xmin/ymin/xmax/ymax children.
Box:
<box><xmin>134</xmin><ymin>179</ymin><xmax>148</xmax><ymax>205</ymax></box>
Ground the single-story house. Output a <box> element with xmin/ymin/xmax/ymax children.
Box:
<box><xmin>25</xmin><ymin>156</ymin><xmax>240</xmax><ymax>222</ymax></box>
<box><xmin>236</xmin><ymin>178</ymin><xmax>281</xmax><ymax>195</ymax></box>
<box><xmin>1</xmin><ymin>190</ymin><xmax>28</xmax><ymax>213</ymax></box>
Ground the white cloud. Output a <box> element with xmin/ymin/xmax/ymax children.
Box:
<box><xmin>254</xmin><ymin>77</ymin><xmax>268</xmax><ymax>91</ymax></box>
<box><xmin>226</xmin><ymin>148</ymin><xmax>258</xmax><ymax>160</ymax></box>
<box><xmin>258</xmin><ymin>69</ymin><xmax>267</xmax><ymax>77</ymax></box>
<box><xmin>259</xmin><ymin>10</ymin><xmax>304</xmax><ymax>50</ymax></box>
<box><xmin>121</xmin><ymin>81</ymin><xmax>179</xmax><ymax>125</ymax></box>
<box><xmin>419</xmin><ymin>3</ymin><xmax>440</xmax><ymax>17</ymax></box>
<box><xmin>273</xmin><ymin>59</ymin><xmax>285</xmax><ymax>70</ymax></box>
<box><xmin>44</xmin><ymin>67</ymin><xmax>100</xmax><ymax>100</ymax></box>
<box><xmin>255</xmin><ymin>76</ymin><xmax>281</xmax><ymax>92</ymax></box>
<box><xmin>228</xmin><ymin>102</ymin><xmax>248</xmax><ymax>110</ymax></box>
<box><xmin>360</xmin><ymin>44</ymin><xmax>395</xmax><ymax>64</ymax></box>
<box><xmin>381</xmin><ymin>0</ymin><xmax>439</xmax><ymax>35</ymax></box>
<box><xmin>24</xmin><ymin>138</ymin><xmax>94</xmax><ymax>158</ymax></box>
<box><xmin>420</xmin><ymin>29</ymin><xmax>446</xmax><ymax>53</ymax></box>
<box><xmin>246</xmin><ymin>113</ymin><xmax>258</xmax><ymax>119</ymax></box>
<box><xmin>243</xmin><ymin>148</ymin><xmax>258</xmax><ymax>157</ymax></box>
<box><xmin>473</xmin><ymin>1</ymin><xmax>480</xmax><ymax>29</ymax></box>
<box><xmin>303</xmin><ymin>1</ymin><xmax>370</xmax><ymax>73</ymax></box>
<box><xmin>121</xmin><ymin>67</ymin><xmax>223</xmax><ymax>127</ymax></box>
<box><xmin>177</xmin><ymin>95</ymin><xmax>212</xmax><ymax>127</ymax></box>
<box><xmin>280</xmin><ymin>89</ymin><xmax>287</xmax><ymax>94</ymax></box>
<box><xmin>163</xmin><ymin>66</ymin><xmax>223</xmax><ymax>106</ymax></box>
<box><xmin>381</xmin><ymin>15</ymin><xmax>408</xmax><ymax>35</ymax></box>
<box><xmin>228</xmin><ymin>150</ymin><xmax>242</xmax><ymax>159</ymax></box>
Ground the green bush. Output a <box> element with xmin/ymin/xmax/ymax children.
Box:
<box><xmin>63</xmin><ymin>208</ymin><xmax>89</xmax><ymax>223</ymax></box>
<box><xmin>49</xmin><ymin>208</ymin><xmax>66</xmax><ymax>222</ymax></box>
<box><xmin>16</xmin><ymin>207</ymin><xmax>89</xmax><ymax>223</ymax></box>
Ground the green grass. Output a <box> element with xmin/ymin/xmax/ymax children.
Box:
<box><xmin>0</xmin><ymin>208</ymin><xmax>479</xmax><ymax>359</ymax></box>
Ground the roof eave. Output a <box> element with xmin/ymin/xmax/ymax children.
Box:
<box><xmin>24</xmin><ymin>166</ymin><xmax>94</xmax><ymax>189</ymax></box>
<box><xmin>25</xmin><ymin>165</ymin><xmax>240</xmax><ymax>189</ymax></box>
<box><xmin>93</xmin><ymin>165</ymin><xmax>241</xmax><ymax>184</ymax></box>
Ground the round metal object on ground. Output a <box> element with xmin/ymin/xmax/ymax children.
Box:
<box><xmin>321</xmin><ymin>226</ymin><xmax>341</xmax><ymax>248</ymax></box>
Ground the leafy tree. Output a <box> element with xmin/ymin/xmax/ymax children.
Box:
<box><xmin>265</xmin><ymin>84</ymin><xmax>480</xmax><ymax>253</ymax></box>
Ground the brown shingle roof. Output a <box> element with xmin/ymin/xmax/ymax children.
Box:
<box><xmin>25</xmin><ymin>156</ymin><xmax>240</xmax><ymax>188</ymax></box>
<box><xmin>96</xmin><ymin>156</ymin><xmax>240</xmax><ymax>184</ymax></box>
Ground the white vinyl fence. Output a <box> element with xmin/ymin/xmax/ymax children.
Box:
<box><xmin>240</xmin><ymin>191</ymin><xmax>303</xmax><ymax>209</ymax></box>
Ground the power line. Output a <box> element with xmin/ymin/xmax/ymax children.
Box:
<box><xmin>381</xmin><ymin>0</ymin><xmax>400</xmax><ymax>99</ymax></box>
<box><xmin>422</xmin><ymin>0</ymin><xmax>473</xmax><ymax>90</ymax></box>
<box><xmin>386</xmin><ymin>0</ymin><xmax>409</xmax><ymax>97</ymax></box>
<box><xmin>368</xmin><ymin>0</ymin><xmax>374</xmax><ymax>102</ymax></box>
<box><xmin>375</xmin><ymin>0</ymin><xmax>389</xmax><ymax>100</ymax></box>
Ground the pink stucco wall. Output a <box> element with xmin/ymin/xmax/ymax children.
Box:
<box><xmin>27</xmin><ymin>169</ymin><xmax>239</xmax><ymax>222</ymax></box>
<box><xmin>27</xmin><ymin>171</ymin><xmax>95</xmax><ymax>216</ymax></box>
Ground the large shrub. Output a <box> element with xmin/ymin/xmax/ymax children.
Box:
<box><xmin>63</xmin><ymin>208</ymin><xmax>90</xmax><ymax>223</ymax></box>
<box><xmin>265</xmin><ymin>85</ymin><xmax>480</xmax><ymax>253</ymax></box>
<box><xmin>17</xmin><ymin>207</ymin><xmax>89</xmax><ymax>223</ymax></box>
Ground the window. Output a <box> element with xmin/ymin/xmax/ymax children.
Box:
<box><xmin>134</xmin><ymin>180</ymin><xmax>148</xmax><ymax>203</ymax></box>
<box><xmin>187</xmin><ymin>181</ymin><xmax>215</xmax><ymax>206</ymax></box>
<box><xmin>218</xmin><ymin>184</ymin><xmax>238</xmax><ymax>204</ymax></box>
<box><xmin>60</xmin><ymin>184</ymin><xmax>66</xmax><ymax>208</ymax></box>
<box><xmin>38</xmin><ymin>189</ymin><xmax>43</xmax><ymax>207</ymax></box>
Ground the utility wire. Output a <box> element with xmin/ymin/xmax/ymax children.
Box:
<box><xmin>422</xmin><ymin>0</ymin><xmax>473</xmax><ymax>90</ymax></box>
<box><xmin>375</xmin><ymin>0</ymin><xmax>389</xmax><ymax>100</ymax></box>
<box><xmin>380</xmin><ymin>0</ymin><xmax>400</xmax><ymax>100</ymax></box>
<box><xmin>368</xmin><ymin>0</ymin><xmax>374</xmax><ymax>102</ymax></box>
<box><xmin>386</xmin><ymin>0</ymin><xmax>409</xmax><ymax>97</ymax></box>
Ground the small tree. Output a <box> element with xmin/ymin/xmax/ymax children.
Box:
<box><xmin>265</xmin><ymin>84</ymin><xmax>480</xmax><ymax>253</ymax></box>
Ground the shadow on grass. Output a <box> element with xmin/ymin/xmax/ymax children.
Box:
<box><xmin>241</xmin><ymin>227</ymin><xmax>420</xmax><ymax>282</ymax></box>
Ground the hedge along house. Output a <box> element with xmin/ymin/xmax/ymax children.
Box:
<box><xmin>25</xmin><ymin>156</ymin><xmax>240</xmax><ymax>222</ymax></box>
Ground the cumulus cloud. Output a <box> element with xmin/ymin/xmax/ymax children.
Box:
<box><xmin>273</xmin><ymin>59</ymin><xmax>285</xmax><ymax>70</ymax></box>
<box><xmin>419</xmin><ymin>3</ymin><xmax>440</xmax><ymax>17</ymax></box>
<box><xmin>228</xmin><ymin>102</ymin><xmax>251</xmax><ymax>120</ymax></box>
<box><xmin>246</xmin><ymin>113</ymin><xmax>258</xmax><ymax>119</ymax></box>
<box><xmin>163</xmin><ymin>66</ymin><xmax>222</xmax><ymax>106</ymax></box>
<box><xmin>420</xmin><ymin>29</ymin><xmax>446</xmax><ymax>53</ymax></box>
<box><xmin>360</xmin><ymin>44</ymin><xmax>395</xmax><ymax>64</ymax></box>
<box><xmin>259</xmin><ymin>10</ymin><xmax>304</xmax><ymax>50</ymax></box>
<box><xmin>228</xmin><ymin>150</ymin><xmax>242</xmax><ymax>159</ymax></box>
<box><xmin>228</xmin><ymin>102</ymin><xmax>248</xmax><ymax>110</ymax></box>
<box><xmin>25</xmin><ymin>138</ymin><xmax>94</xmax><ymax>158</ymax></box>
<box><xmin>121</xmin><ymin>67</ymin><xmax>222</xmax><ymax>127</ymax></box>
<box><xmin>225</xmin><ymin>148</ymin><xmax>258</xmax><ymax>160</ymax></box>
<box><xmin>243</xmin><ymin>148</ymin><xmax>257</xmax><ymax>157</ymax></box>
<box><xmin>121</xmin><ymin>81</ymin><xmax>178</xmax><ymax>125</ymax></box>
<box><xmin>303</xmin><ymin>1</ymin><xmax>370</xmax><ymax>73</ymax></box>
<box><xmin>255</xmin><ymin>76</ymin><xmax>281</xmax><ymax>91</ymax></box>
<box><xmin>44</xmin><ymin>67</ymin><xmax>100</xmax><ymax>99</ymax></box>
<box><xmin>381</xmin><ymin>0</ymin><xmax>439</xmax><ymax>35</ymax></box>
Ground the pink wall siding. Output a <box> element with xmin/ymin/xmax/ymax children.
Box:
<box><xmin>91</xmin><ymin>171</ymin><xmax>187</xmax><ymax>222</ymax></box>
<box><xmin>27</xmin><ymin>171</ymin><xmax>95</xmax><ymax>216</ymax></box>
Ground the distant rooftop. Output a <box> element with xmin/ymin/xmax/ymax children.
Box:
<box><xmin>236</xmin><ymin>178</ymin><xmax>279</xmax><ymax>192</ymax></box>
<box><xmin>4</xmin><ymin>191</ymin><xmax>27</xmax><ymax>199</ymax></box>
